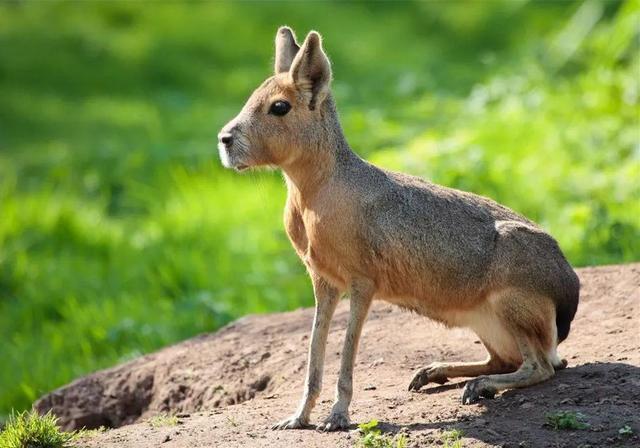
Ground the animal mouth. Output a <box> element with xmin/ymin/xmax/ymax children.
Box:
<box><xmin>235</xmin><ymin>164</ymin><xmax>249</xmax><ymax>172</ymax></box>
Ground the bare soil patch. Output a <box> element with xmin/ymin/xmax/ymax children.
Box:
<box><xmin>35</xmin><ymin>264</ymin><xmax>640</xmax><ymax>447</ymax></box>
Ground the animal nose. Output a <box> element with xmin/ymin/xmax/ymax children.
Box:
<box><xmin>219</xmin><ymin>132</ymin><xmax>233</xmax><ymax>147</ymax></box>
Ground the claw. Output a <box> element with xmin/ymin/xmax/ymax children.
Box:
<box><xmin>408</xmin><ymin>365</ymin><xmax>448</xmax><ymax>391</ymax></box>
<box><xmin>461</xmin><ymin>378</ymin><xmax>496</xmax><ymax>405</ymax></box>
<box><xmin>461</xmin><ymin>386</ymin><xmax>478</xmax><ymax>405</ymax></box>
<box><xmin>272</xmin><ymin>415</ymin><xmax>308</xmax><ymax>430</ymax></box>
<box><xmin>317</xmin><ymin>412</ymin><xmax>349</xmax><ymax>432</ymax></box>
<box><xmin>408</xmin><ymin>370</ymin><xmax>427</xmax><ymax>391</ymax></box>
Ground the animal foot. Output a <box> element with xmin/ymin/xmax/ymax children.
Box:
<box><xmin>316</xmin><ymin>411</ymin><xmax>350</xmax><ymax>432</ymax></box>
<box><xmin>408</xmin><ymin>363</ymin><xmax>449</xmax><ymax>391</ymax></box>
<box><xmin>271</xmin><ymin>414</ymin><xmax>309</xmax><ymax>430</ymax></box>
<box><xmin>462</xmin><ymin>377</ymin><xmax>496</xmax><ymax>405</ymax></box>
<box><xmin>553</xmin><ymin>358</ymin><xmax>568</xmax><ymax>371</ymax></box>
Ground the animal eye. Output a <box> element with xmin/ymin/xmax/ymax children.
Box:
<box><xmin>269</xmin><ymin>100</ymin><xmax>291</xmax><ymax>116</ymax></box>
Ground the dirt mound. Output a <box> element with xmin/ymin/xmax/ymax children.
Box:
<box><xmin>35</xmin><ymin>264</ymin><xmax>640</xmax><ymax>447</ymax></box>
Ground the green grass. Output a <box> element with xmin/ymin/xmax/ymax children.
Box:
<box><xmin>75</xmin><ymin>426</ymin><xmax>106</xmax><ymax>441</ymax></box>
<box><xmin>146</xmin><ymin>413</ymin><xmax>178</xmax><ymax>429</ymax></box>
<box><xmin>441</xmin><ymin>429</ymin><xmax>465</xmax><ymax>448</ymax></box>
<box><xmin>0</xmin><ymin>411</ymin><xmax>76</xmax><ymax>448</ymax></box>
<box><xmin>619</xmin><ymin>425</ymin><xmax>634</xmax><ymax>437</ymax></box>
<box><xmin>545</xmin><ymin>411</ymin><xmax>590</xmax><ymax>430</ymax></box>
<box><xmin>1</xmin><ymin>0</ymin><xmax>638</xmax><ymax>418</ymax></box>
<box><xmin>357</xmin><ymin>420</ymin><xmax>407</xmax><ymax>448</ymax></box>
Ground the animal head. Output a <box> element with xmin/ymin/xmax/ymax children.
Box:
<box><xmin>218</xmin><ymin>27</ymin><xmax>334</xmax><ymax>172</ymax></box>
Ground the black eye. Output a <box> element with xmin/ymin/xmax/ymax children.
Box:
<box><xmin>269</xmin><ymin>100</ymin><xmax>291</xmax><ymax>116</ymax></box>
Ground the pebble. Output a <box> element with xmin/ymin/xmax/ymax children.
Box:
<box><xmin>371</xmin><ymin>358</ymin><xmax>385</xmax><ymax>367</ymax></box>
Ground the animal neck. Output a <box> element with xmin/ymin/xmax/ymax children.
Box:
<box><xmin>281</xmin><ymin>98</ymin><xmax>354</xmax><ymax>203</ymax></box>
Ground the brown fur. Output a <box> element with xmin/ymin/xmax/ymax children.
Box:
<box><xmin>218</xmin><ymin>27</ymin><xmax>580</xmax><ymax>430</ymax></box>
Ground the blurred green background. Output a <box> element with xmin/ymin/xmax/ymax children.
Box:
<box><xmin>0</xmin><ymin>0</ymin><xmax>638</xmax><ymax>419</ymax></box>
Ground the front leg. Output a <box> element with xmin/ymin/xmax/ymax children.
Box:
<box><xmin>272</xmin><ymin>274</ymin><xmax>339</xmax><ymax>430</ymax></box>
<box><xmin>318</xmin><ymin>280</ymin><xmax>373</xmax><ymax>431</ymax></box>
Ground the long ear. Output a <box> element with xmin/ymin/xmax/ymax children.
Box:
<box><xmin>274</xmin><ymin>26</ymin><xmax>300</xmax><ymax>74</ymax></box>
<box><xmin>289</xmin><ymin>31</ymin><xmax>332</xmax><ymax>110</ymax></box>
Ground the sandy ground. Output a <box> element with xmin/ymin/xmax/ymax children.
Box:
<box><xmin>36</xmin><ymin>264</ymin><xmax>640</xmax><ymax>447</ymax></box>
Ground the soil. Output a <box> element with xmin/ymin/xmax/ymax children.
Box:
<box><xmin>35</xmin><ymin>264</ymin><xmax>640</xmax><ymax>448</ymax></box>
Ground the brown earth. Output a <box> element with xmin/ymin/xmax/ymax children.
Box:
<box><xmin>36</xmin><ymin>264</ymin><xmax>640</xmax><ymax>448</ymax></box>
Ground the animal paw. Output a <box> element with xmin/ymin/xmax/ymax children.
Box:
<box><xmin>461</xmin><ymin>377</ymin><xmax>496</xmax><ymax>405</ymax></box>
<box><xmin>408</xmin><ymin>363</ymin><xmax>448</xmax><ymax>391</ymax></box>
<box><xmin>271</xmin><ymin>414</ymin><xmax>309</xmax><ymax>430</ymax></box>
<box><xmin>316</xmin><ymin>411</ymin><xmax>350</xmax><ymax>432</ymax></box>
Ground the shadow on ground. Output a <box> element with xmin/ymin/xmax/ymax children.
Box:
<box><xmin>378</xmin><ymin>362</ymin><xmax>640</xmax><ymax>447</ymax></box>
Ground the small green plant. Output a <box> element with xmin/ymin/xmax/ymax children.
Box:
<box><xmin>441</xmin><ymin>428</ymin><xmax>464</xmax><ymax>448</ymax></box>
<box><xmin>545</xmin><ymin>411</ymin><xmax>589</xmax><ymax>430</ymax></box>
<box><xmin>225</xmin><ymin>415</ymin><xmax>239</xmax><ymax>428</ymax></box>
<box><xmin>618</xmin><ymin>425</ymin><xmax>633</xmax><ymax>437</ymax></box>
<box><xmin>357</xmin><ymin>419</ymin><xmax>407</xmax><ymax>448</ymax></box>
<box><xmin>0</xmin><ymin>410</ymin><xmax>76</xmax><ymax>448</ymax></box>
<box><xmin>75</xmin><ymin>426</ymin><xmax>107</xmax><ymax>439</ymax></box>
<box><xmin>147</xmin><ymin>413</ymin><xmax>178</xmax><ymax>428</ymax></box>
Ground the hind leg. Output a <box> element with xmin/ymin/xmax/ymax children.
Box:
<box><xmin>409</xmin><ymin>299</ymin><xmax>523</xmax><ymax>391</ymax></box>
<box><xmin>408</xmin><ymin>344</ymin><xmax>515</xmax><ymax>391</ymax></box>
<box><xmin>462</xmin><ymin>290</ymin><xmax>558</xmax><ymax>404</ymax></box>
<box><xmin>462</xmin><ymin>334</ymin><xmax>555</xmax><ymax>404</ymax></box>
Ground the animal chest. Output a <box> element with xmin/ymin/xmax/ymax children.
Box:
<box><xmin>286</xmin><ymin>204</ymin><xmax>352</xmax><ymax>289</ymax></box>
